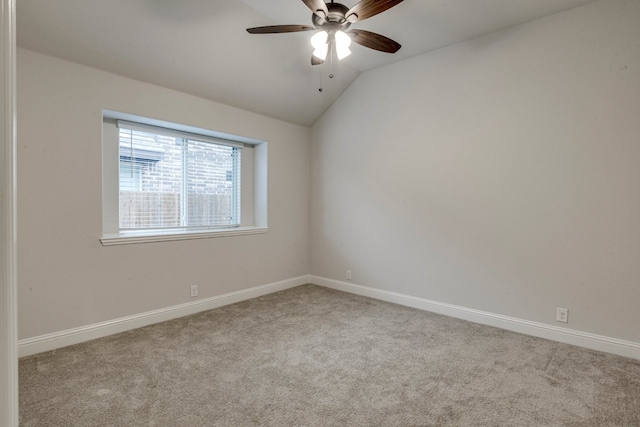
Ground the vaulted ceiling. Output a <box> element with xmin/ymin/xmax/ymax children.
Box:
<box><xmin>17</xmin><ymin>0</ymin><xmax>596</xmax><ymax>126</ymax></box>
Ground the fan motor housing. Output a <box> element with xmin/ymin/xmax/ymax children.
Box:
<box><xmin>312</xmin><ymin>2</ymin><xmax>351</xmax><ymax>30</ymax></box>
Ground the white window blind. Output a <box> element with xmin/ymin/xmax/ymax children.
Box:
<box><xmin>119</xmin><ymin>160</ymin><xmax>143</xmax><ymax>192</ymax></box>
<box><xmin>117</xmin><ymin>121</ymin><xmax>241</xmax><ymax>231</ymax></box>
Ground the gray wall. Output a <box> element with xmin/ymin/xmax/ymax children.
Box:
<box><xmin>310</xmin><ymin>0</ymin><xmax>640</xmax><ymax>342</ymax></box>
<box><xmin>17</xmin><ymin>0</ymin><xmax>640</xmax><ymax>348</ymax></box>
<box><xmin>17</xmin><ymin>49</ymin><xmax>311</xmax><ymax>339</ymax></box>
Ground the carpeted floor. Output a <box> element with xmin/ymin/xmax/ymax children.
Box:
<box><xmin>19</xmin><ymin>284</ymin><xmax>640</xmax><ymax>426</ymax></box>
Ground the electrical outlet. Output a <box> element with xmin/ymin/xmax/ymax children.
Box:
<box><xmin>556</xmin><ymin>307</ymin><xmax>568</xmax><ymax>323</ymax></box>
<box><xmin>190</xmin><ymin>285</ymin><xmax>198</xmax><ymax>298</ymax></box>
<box><xmin>346</xmin><ymin>270</ymin><xmax>352</xmax><ymax>280</ymax></box>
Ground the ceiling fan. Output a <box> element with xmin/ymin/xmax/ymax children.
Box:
<box><xmin>246</xmin><ymin>0</ymin><xmax>403</xmax><ymax>65</ymax></box>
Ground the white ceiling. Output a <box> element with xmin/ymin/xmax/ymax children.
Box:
<box><xmin>17</xmin><ymin>0</ymin><xmax>596</xmax><ymax>126</ymax></box>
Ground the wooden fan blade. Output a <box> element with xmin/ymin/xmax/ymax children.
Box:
<box><xmin>247</xmin><ymin>25</ymin><xmax>315</xmax><ymax>34</ymax></box>
<box><xmin>301</xmin><ymin>0</ymin><xmax>328</xmax><ymax>19</ymax></box>
<box><xmin>348</xmin><ymin>29</ymin><xmax>401</xmax><ymax>53</ymax></box>
<box><xmin>346</xmin><ymin>0</ymin><xmax>404</xmax><ymax>23</ymax></box>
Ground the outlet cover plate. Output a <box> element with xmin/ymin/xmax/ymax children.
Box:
<box><xmin>556</xmin><ymin>307</ymin><xmax>568</xmax><ymax>323</ymax></box>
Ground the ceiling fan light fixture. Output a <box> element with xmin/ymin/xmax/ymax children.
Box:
<box><xmin>247</xmin><ymin>0</ymin><xmax>404</xmax><ymax>65</ymax></box>
<box><xmin>335</xmin><ymin>30</ymin><xmax>352</xmax><ymax>60</ymax></box>
<box><xmin>311</xmin><ymin>30</ymin><xmax>329</xmax><ymax>60</ymax></box>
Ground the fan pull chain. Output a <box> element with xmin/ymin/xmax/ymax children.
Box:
<box><xmin>318</xmin><ymin>41</ymin><xmax>339</xmax><ymax>93</ymax></box>
<box><xmin>329</xmin><ymin>45</ymin><xmax>335</xmax><ymax>80</ymax></box>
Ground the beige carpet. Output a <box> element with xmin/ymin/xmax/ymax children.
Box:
<box><xmin>19</xmin><ymin>284</ymin><xmax>640</xmax><ymax>426</ymax></box>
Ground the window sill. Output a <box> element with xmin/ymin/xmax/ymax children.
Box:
<box><xmin>100</xmin><ymin>226</ymin><xmax>268</xmax><ymax>246</ymax></box>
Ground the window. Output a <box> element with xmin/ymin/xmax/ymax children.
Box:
<box><xmin>117</xmin><ymin>123</ymin><xmax>241</xmax><ymax>231</ymax></box>
<box><xmin>101</xmin><ymin>113</ymin><xmax>267</xmax><ymax>245</ymax></box>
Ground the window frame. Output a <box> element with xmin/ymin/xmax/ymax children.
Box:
<box><xmin>101</xmin><ymin>111</ymin><xmax>268</xmax><ymax>246</ymax></box>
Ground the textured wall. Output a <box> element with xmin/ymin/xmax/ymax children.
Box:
<box><xmin>17</xmin><ymin>49</ymin><xmax>311</xmax><ymax>339</ymax></box>
<box><xmin>311</xmin><ymin>0</ymin><xmax>640</xmax><ymax>342</ymax></box>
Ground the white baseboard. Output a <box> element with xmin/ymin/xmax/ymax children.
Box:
<box><xmin>20</xmin><ymin>274</ymin><xmax>640</xmax><ymax>361</ymax></box>
<box><xmin>18</xmin><ymin>275</ymin><xmax>311</xmax><ymax>357</ymax></box>
<box><xmin>310</xmin><ymin>275</ymin><xmax>640</xmax><ymax>361</ymax></box>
